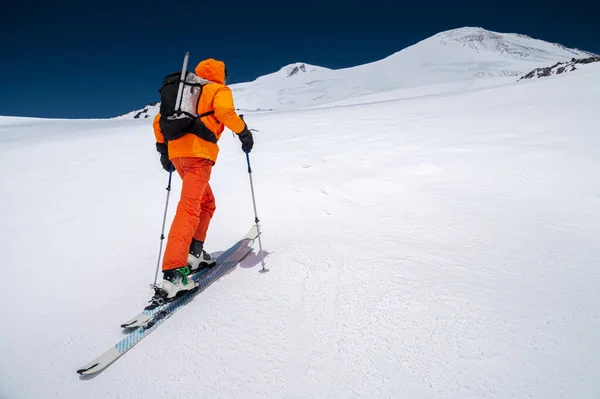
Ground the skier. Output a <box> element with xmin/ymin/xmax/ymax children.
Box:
<box><xmin>153</xmin><ymin>58</ymin><xmax>254</xmax><ymax>299</ymax></box>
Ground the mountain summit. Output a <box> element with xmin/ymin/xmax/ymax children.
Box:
<box><xmin>433</xmin><ymin>27</ymin><xmax>594</xmax><ymax>60</ymax></box>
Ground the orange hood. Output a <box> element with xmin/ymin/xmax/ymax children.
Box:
<box><xmin>195</xmin><ymin>59</ymin><xmax>226</xmax><ymax>84</ymax></box>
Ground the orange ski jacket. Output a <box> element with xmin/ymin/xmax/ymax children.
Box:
<box><xmin>153</xmin><ymin>58</ymin><xmax>246</xmax><ymax>164</ymax></box>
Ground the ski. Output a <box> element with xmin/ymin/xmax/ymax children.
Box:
<box><xmin>77</xmin><ymin>226</ymin><xmax>260</xmax><ymax>376</ymax></box>
<box><xmin>121</xmin><ymin>264</ymin><xmax>212</xmax><ymax>329</ymax></box>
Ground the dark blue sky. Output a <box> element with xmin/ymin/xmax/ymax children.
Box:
<box><xmin>1</xmin><ymin>0</ymin><xmax>598</xmax><ymax>118</ymax></box>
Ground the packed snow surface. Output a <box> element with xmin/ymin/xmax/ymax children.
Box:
<box><xmin>1</xmin><ymin>64</ymin><xmax>599</xmax><ymax>398</ymax></box>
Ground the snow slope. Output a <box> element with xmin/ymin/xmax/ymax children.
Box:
<box><xmin>119</xmin><ymin>27</ymin><xmax>596</xmax><ymax>118</ymax></box>
<box><xmin>232</xmin><ymin>27</ymin><xmax>595</xmax><ymax>111</ymax></box>
<box><xmin>1</xmin><ymin>63</ymin><xmax>600</xmax><ymax>398</ymax></box>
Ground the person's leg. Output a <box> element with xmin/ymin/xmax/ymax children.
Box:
<box><xmin>187</xmin><ymin>181</ymin><xmax>217</xmax><ymax>271</ymax></box>
<box><xmin>193</xmin><ymin>182</ymin><xmax>216</xmax><ymax>243</ymax></box>
<box><xmin>162</xmin><ymin>157</ymin><xmax>212</xmax><ymax>271</ymax></box>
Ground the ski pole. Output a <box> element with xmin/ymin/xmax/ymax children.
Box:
<box><xmin>245</xmin><ymin>150</ymin><xmax>268</xmax><ymax>273</ymax></box>
<box><xmin>153</xmin><ymin>51</ymin><xmax>186</xmax><ymax>284</ymax></box>
<box><xmin>153</xmin><ymin>164</ymin><xmax>174</xmax><ymax>285</ymax></box>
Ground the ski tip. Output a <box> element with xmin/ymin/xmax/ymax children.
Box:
<box><xmin>245</xmin><ymin>225</ymin><xmax>260</xmax><ymax>241</ymax></box>
<box><xmin>77</xmin><ymin>362</ymin><xmax>99</xmax><ymax>375</ymax></box>
<box><xmin>121</xmin><ymin>316</ymin><xmax>147</xmax><ymax>328</ymax></box>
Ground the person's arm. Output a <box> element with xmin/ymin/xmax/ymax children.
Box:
<box><xmin>153</xmin><ymin>112</ymin><xmax>165</xmax><ymax>143</ymax></box>
<box><xmin>214</xmin><ymin>87</ymin><xmax>254</xmax><ymax>152</ymax></box>
<box><xmin>213</xmin><ymin>87</ymin><xmax>245</xmax><ymax>133</ymax></box>
<box><xmin>153</xmin><ymin>113</ymin><xmax>172</xmax><ymax>171</ymax></box>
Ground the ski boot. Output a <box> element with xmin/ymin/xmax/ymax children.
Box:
<box><xmin>146</xmin><ymin>266</ymin><xmax>198</xmax><ymax>310</ymax></box>
<box><xmin>161</xmin><ymin>266</ymin><xmax>198</xmax><ymax>298</ymax></box>
<box><xmin>188</xmin><ymin>239</ymin><xmax>216</xmax><ymax>273</ymax></box>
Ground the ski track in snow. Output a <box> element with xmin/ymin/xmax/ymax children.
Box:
<box><xmin>0</xmin><ymin>65</ymin><xmax>599</xmax><ymax>398</ymax></box>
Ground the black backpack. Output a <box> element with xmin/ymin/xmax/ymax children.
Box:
<box><xmin>158</xmin><ymin>71</ymin><xmax>218</xmax><ymax>143</ymax></box>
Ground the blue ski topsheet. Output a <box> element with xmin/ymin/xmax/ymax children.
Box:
<box><xmin>77</xmin><ymin>226</ymin><xmax>259</xmax><ymax>375</ymax></box>
<box><xmin>116</xmin><ymin>236</ymin><xmax>251</xmax><ymax>354</ymax></box>
<box><xmin>135</xmin><ymin>243</ymin><xmax>241</xmax><ymax>321</ymax></box>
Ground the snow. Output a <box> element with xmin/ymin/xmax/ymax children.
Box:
<box><xmin>229</xmin><ymin>27</ymin><xmax>594</xmax><ymax>112</ymax></box>
<box><xmin>117</xmin><ymin>27</ymin><xmax>595</xmax><ymax>119</ymax></box>
<box><xmin>1</xmin><ymin>59</ymin><xmax>600</xmax><ymax>399</ymax></box>
<box><xmin>116</xmin><ymin>103</ymin><xmax>159</xmax><ymax>119</ymax></box>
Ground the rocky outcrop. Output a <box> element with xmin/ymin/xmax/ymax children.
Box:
<box><xmin>518</xmin><ymin>57</ymin><xmax>600</xmax><ymax>81</ymax></box>
<box><xmin>286</xmin><ymin>64</ymin><xmax>307</xmax><ymax>77</ymax></box>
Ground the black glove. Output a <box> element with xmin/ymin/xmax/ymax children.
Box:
<box><xmin>156</xmin><ymin>142</ymin><xmax>173</xmax><ymax>172</ymax></box>
<box><xmin>237</xmin><ymin>125</ymin><xmax>254</xmax><ymax>153</ymax></box>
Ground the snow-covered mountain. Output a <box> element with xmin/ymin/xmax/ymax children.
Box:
<box><xmin>118</xmin><ymin>27</ymin><xmax>596</xmax><ymax>118</ymax></box>
<box><xmin>116</xmin><ymin>102</ymin><xmax>159</xmax><ymax>119</ymax></box>
<box><xmin>232</xmin><ymin>27</ymin><xmax>595</xmax><ymax>110</ymax></box>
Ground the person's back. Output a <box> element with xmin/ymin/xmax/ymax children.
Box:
<box><xmin>154</xmin><ymin>58</ymin><xmax>250</xmax><ymax>163</ymax></box>
<box><xmin>151</xmin><ymin>58</ymin><xmax>254</xmax><ymax>301</ymax></box>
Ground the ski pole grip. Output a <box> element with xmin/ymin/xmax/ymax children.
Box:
<box><xmin>167</xmin><ymin>164</ymin><xmax>173</xmax><ymax>189</ymax></box>
<box><xmin>245</xmin><ymin>150</ymin><xmax>252</xmax><ymax>174</ymax></box>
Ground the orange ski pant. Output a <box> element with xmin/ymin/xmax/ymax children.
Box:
<box><xmin>162</xmin><ymin>157</ymin><xmax>216</xmax><ymax>271</ymax></box>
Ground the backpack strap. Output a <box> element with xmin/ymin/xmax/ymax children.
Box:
<box><xmin>199</xmin><ymin>110</ymin><xmax>215</xmax><ymax>118</ymax></box>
